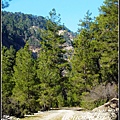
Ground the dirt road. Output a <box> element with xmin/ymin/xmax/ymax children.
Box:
<box><xmin>33</xmin><ymin>110</ymin><xmax>90</xmax><ymax>120</ymax></box>
<box><xmin>28</xmin><ymin>110</ymin><xmax>80</xmax><ymax>120</ymax></box>
<box><xmin>22</xmin><ymin>109</ymin><xmax>111</xmax><ymax>120</ymax></box>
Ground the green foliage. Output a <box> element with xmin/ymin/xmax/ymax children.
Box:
<box><xmin>2</xmin><ymin>11</ymin><xmax>46</xmax><ymax>50</ymax></box>
<box><xmin>70</xmin><ymin>0</ymin><xmax>118</xmax><ymax>109</ymax></box>
<box><xmin>2</xmin><ymin>46</ymin><xmax>16</xmax><ymax>115</ymax></box>
<box><xmin>2</xmin><ymin>0</ymin><xmax>118</xmax><ymax>117</ymax></box>
<box><xmin>69</xmin><ymin>12</ymin><xmax>97</xmax><ymax>103</ymax></box>
<box><xmin>96</xmin><ymin>0</ymin><xmax>118</xmax><ymax>84</ymax></box>
<box><xmin>78</xmin><ymin>10</ymin><xmax>94</xmax><ymax>32</ymax></box>
<box><xmin>11</xmin><ymin>43</ymin><xmax>39</xmax><ymax>117</ymax></box>
<box><xmin>36</xmin><ymin>9</ymin><xmax>71</xmax><ymax>108</ymax></box>
<box><xmin>2</xmin><ymin>0</ymin><xmax>12</xmax><ymax>9</ymax></box>
<box><xmin>2</xmin><ymin>10</ymin><xmax>72</xmax><ymax>51</ymax></box>
<box><xmin>80</xmin><ymin>91</ymin><xmax>107</xmax><ymax>110</ymax></box>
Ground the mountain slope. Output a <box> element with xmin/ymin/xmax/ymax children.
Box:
<box><xmin>2</xmin><ymin>11</ymin><xmax>76</xmax><ymax>51</ymax></box>
<box><xmin>2</xmin><ymin>11</ymin><xmax>46</xmax><ymax>50</ymax></box>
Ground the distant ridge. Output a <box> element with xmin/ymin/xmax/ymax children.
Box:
<box><xmin>2</xmin><ymin>11</ymin><xmax>76</xmax><ymax>51</ymax></box>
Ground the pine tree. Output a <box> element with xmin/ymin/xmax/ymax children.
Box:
<box><xmin>70</xmin><ymin>0</ymin><xmax>118</xmax><ymax>109</ymax></box>
<box><xmin>2</xmin><ymin>46</ymin><xmax>16</xmax><ymax>115</ymax></box>
<box><xmin>96</xmin><ymin>0</ymin><xmax>118</xmax><ymax>84</ymax></box>
<box><xmin>78</xmin><ymin>10</ymin><xmax>93</xmax><ymax>32</ymax></box>
<box><xmin>69</xmin><ymin>11</ymin><xmax>97</xmax><ymax>106</ymax></box>
<box><xmin>12</xmin><ymin>43</ymin><xmax>38</xmax><ymax>115</ymax></box>
<box><xmin>37</xmin><ymin>9</ymin><xmax>71</xmax><ymax>108</ymax></box>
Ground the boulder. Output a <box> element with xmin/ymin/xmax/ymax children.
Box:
<box><xmin>92</xmin><ymin>98</ymin><xmax>119</xmax><ymax>120</ymax></box>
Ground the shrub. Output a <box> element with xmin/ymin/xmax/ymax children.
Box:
<box><xmin>80</xmin><ymin>82</ymin><xmax>118</xmax><ymax>110</ymax></box>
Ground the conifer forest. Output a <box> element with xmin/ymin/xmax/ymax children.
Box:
<box><xmin>2</xmin><ymin>0</ymin><xmax>118</xmax><ymax>118</ymax></box>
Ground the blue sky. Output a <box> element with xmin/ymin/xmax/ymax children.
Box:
<box><xmin>3</xmin><ymin>0</ymin><xmax>104</xmax><ymax>32</ymax></box>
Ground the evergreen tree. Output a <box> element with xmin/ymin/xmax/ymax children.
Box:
<box><xmin>96</xmin><ymin>0</ymin><xmax>118</xmax><ymax>84</ymax></box>
<box><xmin>37</xmin><ymin>9</ymin><xmax>71</xmax><ymax>108</ymax></box>
<box><xmin>2</xmin><ymin>0</ymin><xmax>12</xmax><ymax>9</ymax></box>
<box><xmin>69</xmin><ymin>11</ymin><xmax>97</xmax><ymax>105</ymax></box>
<box><xmin>69</xmin><ymin>0</ymin><xmax>118</xmax><ymax>109</ymax></box>
<box><xmin>2</xmin><ymin>46</ymin><xmax>16</xmax><ymax>115</ymax></box>
<box><xmin>78</xmin><ymin>10</ymin><xmax>94</xmax><ymax>32</ymax></box>
<box><xmin>12</xmin><ymin>43</ymin><xmax>39</xmax><ymax>116</ymax></box>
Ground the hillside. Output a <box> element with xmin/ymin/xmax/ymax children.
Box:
<box><xmin>2</xmin><ymin>11</ymin><xmax>76</xmax><ymax>52</ymax></box>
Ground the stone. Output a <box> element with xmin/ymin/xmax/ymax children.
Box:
<box><xmin>92</xmin><ymin>98</ymin><xmax>119</xmax><ymax>120</ymax></box>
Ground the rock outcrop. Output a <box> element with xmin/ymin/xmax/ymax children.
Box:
<box><xmin>92</xmin><ymin>98</ymin><xmax>119</xmax><ymax>120</ymax></box>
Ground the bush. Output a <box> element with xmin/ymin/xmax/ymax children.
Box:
<box><xmin>80</xmin><ymin>82</ymin><xmax>118</xmax><ymax>110</ymax></box>
<box><xmin>80</xmin><ymin>92</ymin><xmax>107</xmax><ymax>110</ymax></box>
